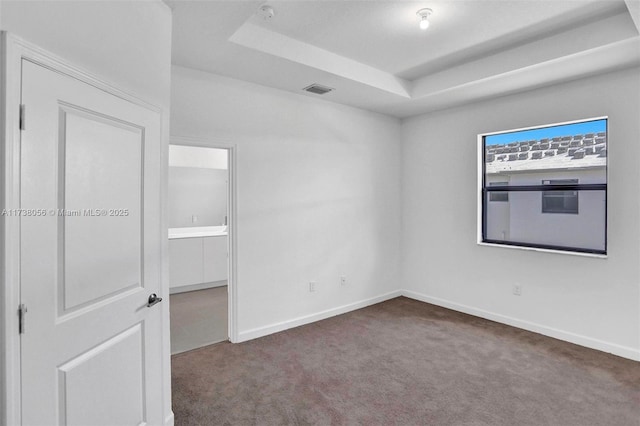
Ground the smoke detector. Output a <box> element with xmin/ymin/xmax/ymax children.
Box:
<box><xmin>302</xmin><ymin>84</ymin><xmax>334</xmax><ymax>95</ymax></box>
<box><xmin>258</xmin><ymin>5</ymin><xmax>275</xmax><ymax>21</ymax></box>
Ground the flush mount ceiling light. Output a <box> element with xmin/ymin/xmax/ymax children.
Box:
<box><xmin>416</xmin><ymin>8</ymin><xmax>433</xmax><ymax>30</ymax></box>
<box><xmin>258</xmin><ymin>4</ymin><xmax>275</xmax><ymax>21</ymax></box>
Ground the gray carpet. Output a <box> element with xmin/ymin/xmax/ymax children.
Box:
<box><xmin>171</xmin><ymin>297</ymin><xmax>640</xmax><ymax>425</ymax></box>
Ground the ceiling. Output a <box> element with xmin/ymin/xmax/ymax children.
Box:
<box><xmin>167</xmin><ymin>0</ymin><xmax>640</xmax><ymax>118</ymax></box>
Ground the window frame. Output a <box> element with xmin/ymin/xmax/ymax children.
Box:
<box><xmin>477</xmin><ymin>117</ymin><xmax>608</xmax><ymax>256</ymax></box>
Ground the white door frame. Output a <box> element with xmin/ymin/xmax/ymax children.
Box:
<box><xmin>169</xmin><ymin>136</ymin><xmax>239</xmax><ymax>343</ymax></box>
<box><xmin>0</xmin><ymin>32</ymin><xmax>173</xmax><ymax>426</ymax></box>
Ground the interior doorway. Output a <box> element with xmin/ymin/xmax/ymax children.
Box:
<box><xmin>167</xmin><ymin>143</ymin><xmax>235</xmax><ymax>353</ymax></box>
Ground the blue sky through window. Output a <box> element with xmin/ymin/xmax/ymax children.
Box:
<box><xmin>485</xmin><ymin>119</ymin><xmax>606</xmax><ymax>146</ymax></box>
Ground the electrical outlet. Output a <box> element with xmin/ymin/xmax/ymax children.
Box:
<box><xmin>192</xmin><ymin>215</ymin><xmax>198</xmax><ymax>223</ymax></box>
<box><xmin>309</xmin><ymin>281</ymin><xmax>316</xmax><ymax>292</ymax></box>
<box><xmin>513</xmin><ymin>283</ymin><xmax>522</xmax><ymax>296</ymax></box>
<box><xmin>340</xmin><ymin>276</ymin><xmax>347</xmax><ymax>286</ymax></box>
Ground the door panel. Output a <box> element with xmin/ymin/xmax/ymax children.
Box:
<box><xmin>62</xmin><ymin>107</ymin><xmax>144</xmax><ymax>312</ymax></box>
<box><xmin>58</xmin><ymin>325</ymin><xmax>144</xmax><ymax>426</ymax></box>
<box><xmin>20</xmin><ymin>59</ymin><xmax>163</xmax><ymax>425</ymax></box>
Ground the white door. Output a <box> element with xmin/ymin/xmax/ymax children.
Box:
<box><xmin>20</xmin><ymin>59</ymin><xmax>164</xmax><ymax>425</ymax></box>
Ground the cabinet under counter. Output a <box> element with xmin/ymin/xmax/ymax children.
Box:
<box><xmin>168</xmin><ymin>226</ymin><xmax>228</xmax><ymax>293</ymax></box>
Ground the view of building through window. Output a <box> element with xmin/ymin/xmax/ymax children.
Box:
<box><xmin>488</xmin><ymin>182</ymin><xmax>509</xmax><ymax>202</ymax></box>
<box><xmin>541</xmin><ymin>179</ymin><xmax>579</xmax><ymax>214</ymax></box>
<box><xmin>481</xmin><ymin>118</ymin><xmax>607</xmax><ymax>254</ymax></box>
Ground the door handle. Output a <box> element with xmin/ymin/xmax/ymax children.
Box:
<box><xmin>147</xmin><ymin>293</ymin><xmax>163</xmax><ymax>308</ymax></box>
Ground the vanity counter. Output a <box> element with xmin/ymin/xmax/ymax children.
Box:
<box><xmin>168</xmin><ymin>225</ymin><xmax>227</xmax><ymax>239</ymax></box>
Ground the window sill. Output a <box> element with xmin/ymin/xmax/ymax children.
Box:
<box><xmin>477</xmin><ymin>241</ymin><xmax>607</xmax><ymax>259</ymax></box>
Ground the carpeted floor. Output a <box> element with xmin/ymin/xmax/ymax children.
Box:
<box><xmin>171</xmin><ymin>297</ymin><xmax>640</xmax><ymax>425</ymax></box>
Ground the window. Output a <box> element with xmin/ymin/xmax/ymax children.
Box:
<box><xmin>489</xmin><ymin>182</ymin><xmax>509</xmax><ymax>202</ymax></box>
<box><xmin>542</xmin><ymin>179</ymin><xmax>578</xmax><ymax>214</ymax></box>
<box><xmin>480</xmin><ymin>117</ymin><xmax>607</xmax><ymax>255</ymax></box>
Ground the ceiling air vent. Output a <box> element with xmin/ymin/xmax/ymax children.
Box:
<box><xmin>303</xmin><ymin>84</ymin><xmax>334</xmax><ymax>95</ymax></box>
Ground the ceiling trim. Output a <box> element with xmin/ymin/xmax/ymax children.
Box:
<box><xmin>229</xmin><ymin>22</ymin><xmax>411</xmax><ymax>98</ymax></box>
<box><xmin>169</xmin><ymin>0</ymin><xmax>640</xmax><ymax>118</ymax></box>
<box><xmin>624</xmin><ymin>0</ymin><xmax>640</xmax><ymax>33</ymax></box>
<box><xmin>412</xmin><ymin>11</ymin><xmax>639</xmax><ymax>99</ymax></box>
<box><xmin>388</xmin><ymin>37</ymin><xmax>640</xmax><ymax>117</ymax></box>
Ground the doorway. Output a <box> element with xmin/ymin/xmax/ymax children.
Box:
<box><xmin>167</xmin><ymin>143</ymin><xmax>235</xmax><ymax>353</ymax></box>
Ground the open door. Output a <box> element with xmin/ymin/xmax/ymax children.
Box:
<box><xmin>19</xmin><ymin>58</ymin><xmax>164</xmax><ymax>425</ymax></box>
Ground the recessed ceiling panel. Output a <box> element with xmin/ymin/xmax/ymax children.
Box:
<box><xmin>249</xmin><ymin>1</ymin><xmax>622</xmax><ymax>76</ymax></box>
<box><xmin>168</xmin><ymin>0</ymin><xmax>640</xmax><ymax>117</ymax></box>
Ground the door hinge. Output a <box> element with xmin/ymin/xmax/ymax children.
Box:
<box><xmin>18</xmin><ymin>304</ymin><xmax>27</xmax><ymax>334</ymax></box>
<box><xmin>19</xmin><ymin>104</ymin><xmax>25</xmax><ymax>130</ymax></box>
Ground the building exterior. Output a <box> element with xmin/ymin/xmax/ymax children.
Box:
<box><xmin>485</xmin><ymin>132</ymin><xmax>607</xmax><ymax>251</ymax></box>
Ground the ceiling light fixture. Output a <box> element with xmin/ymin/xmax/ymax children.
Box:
<box><xmin>416</xmin><ymin>8</ymin><xmax>433</xmax><ymax>30</ymax></box>
<box><xmin>258</xmin><ymin>5</ymin><xmax>275</xmax><ymax>21</ymax></box>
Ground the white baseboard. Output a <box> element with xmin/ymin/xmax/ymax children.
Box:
<box><xmin>237</xmin><ymin>290</ymin><xmax>402</xmax><ymax>343</ymax></box>
<box><xmin>401</xmin><ymin>289</ymin><xmax>640</xmax><ymax>362</ymax></box>
<box><xmin>231</xmin><ymin>287</ymin><xmax>639</xmax><ymax>361</ymax></box>
<box><xmin>169</xmin><ymin>280</ymin><xmax>227</xmax><ymax>295</ymax></box>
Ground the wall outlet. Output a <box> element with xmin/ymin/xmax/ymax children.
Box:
<box><xmin>192</xmin><ymin>215</ymin><xmax>198</xmax><ymax>223</ymax></box>
<box><xmin>340</xmin><ymin>276</ymin><xmax>347</xmax><ymax>286</ymax></box>
<box><xmin>513</xmin><ymin>283</ymin><xmax>522</xmax><ymax>296</ymax></box>
<box><xmin>309</xmin><ymin>281</ymin><xmax>316</xmax><ymax>292</ymax></box>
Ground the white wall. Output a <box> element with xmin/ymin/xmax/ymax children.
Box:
<box><xmin>169</xmin><ymin>145</ymin><xmax>228</xmax><ymax>169</ymax></box>
<box><xmin>171</xmin><ymin>65</ymin><xmax>402</xmax><ymax>338</ymax></box>
<box><xmin>169</xmin><ymin>167</ymin><xmax>228</xmax><ymax>228</ymax></box>
<box><xmin>0</xmin><ymin>2</ymin><xmax>174</xmax><ymax>424</ymax></box>
<box><xmin>0</xmin><ymin>0</ymin><xmax>171</xmax><ymax>109</ymax></box>
<box><xmin>402</xmin><ymin>66</ymin><xmax>640</xmax><ymax>360</ymax></box>
<box><xmin>168</xmin><ymin>146</ymin><xmax>228</xmax><ymax>228</ymax></box>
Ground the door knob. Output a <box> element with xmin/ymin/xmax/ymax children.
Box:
<box><xmin>147</xmin><ymin>293</ymin><xmax>163</xmax><ymax>307</ymax></box>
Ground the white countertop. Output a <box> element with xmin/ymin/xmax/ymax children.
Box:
<box><xmin>168</xmin><ymin>225</ymin><xmax>227</xmax><ymax>239</ymax></box>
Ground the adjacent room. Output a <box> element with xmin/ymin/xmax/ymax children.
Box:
<box><xmin>1</xmin><ymin>1</ymin><xmax>639</xmax><ymax>425</ymax></box>
<box><xmin>168</xmin><ymin>145</ymin><xmax>229</xmax><ymax>354</ymax></box>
